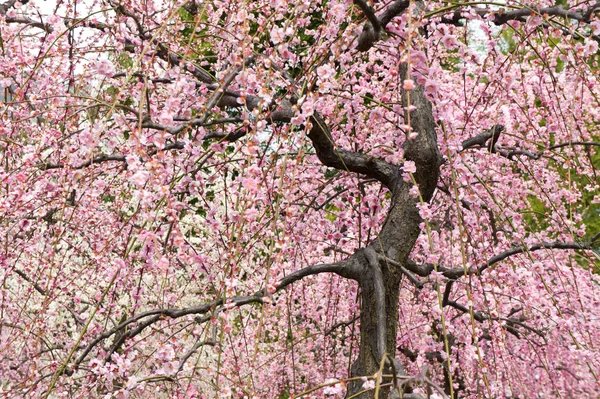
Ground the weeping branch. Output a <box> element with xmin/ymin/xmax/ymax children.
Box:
<box><xmin>73</xmin><ymin>258</ymin><xmax>358</xmax><ymax>371</ymax></box>
<box><xmin>439</xmin><ymin>2</ymin><xmax>600</xmax><ymax>27</ymax></box>
<box><xmin>444</xmin><ymin>239</ymin><xmax>598</xmax><ymax>279</ymax></box>
<box><xmin>444</xmin><ymin>301</ymin><xmax>546</xmax><ymax>343</ymax></box>
<box><xmin>404</xmin><ymin>238</ymin><xmax>597</xmax><ymax>280</ymax></box>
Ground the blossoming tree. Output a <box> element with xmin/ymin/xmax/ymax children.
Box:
<box><xmin>1</xmin><ymin>0</ymin><xmax>599</xmax><ymax>397</ymax></box>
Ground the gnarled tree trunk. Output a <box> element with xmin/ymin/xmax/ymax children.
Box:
<box><xmin>347</xmin><ymin>67</ymin><xmax>442</xmax><ymax>398</ymax></box>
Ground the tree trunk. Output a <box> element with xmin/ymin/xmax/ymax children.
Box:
<box><xmin>347</xmin><ymin>67</ymin><xmax>442</xmax><ymax>398</ymax></box>
<box><xmin>349</xmin><ymin>266</ymin><xmax>402</xmax><ymax>398</ymax></box>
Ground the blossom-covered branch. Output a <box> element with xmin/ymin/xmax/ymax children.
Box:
<box><xmin>73</xmin><ymin>258</ymin><xmax>357</xmax><ymax>372</ymax></box>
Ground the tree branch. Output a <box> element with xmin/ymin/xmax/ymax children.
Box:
<box><xmin>73</xmin><ymin>258</ymin><xmax>357</xmax><ymax>370</ymax></box>
<box><xmin>461</xmin><ymin>125</ymin><xmax>504</xmax><ymax>152</ymax></box>
<box><xmin>549</xmin><ymin>141</ymin><xmax>600</xmax><ymax>151</ymax></box>
<box><xmin>442</xmin><ymin>281</ymin><xmax>453</xmax><ymax>307</ymax></box>
<box><xmin>177</xmin><ymin>327</ymin><xmax>217</xmax><ymax>372</ymax></box>
<box><xmin>14</xmin><ymin>268</ymin><xmax>47</xmax><ymax>296</ymax></box>
<box><xmin>307</xmin><ymin>113</ymin><xmax>398</xmax><ymax>190</ymax></box>
<box><xmin>444</xmin><ymin>240</ymin><xmax>597</xmax><ymax>279</ymax></box>
<box><xmin>380</xmin><ymin>0</ymin><xmax>412</xmax><ymax>26</ymax></box>
<box><xmin>325</xmin><ymin>316</ymin><xmax>360</xmax><ymax>336</ymax></box>
<box><xmin>439</xmin><ymin>3</ymin><xmax>600</xmax><ymax>27</ymax></box>
<box><xmin>353</xmin><ymin>0</ymin><xmax>382</xmax><ymax>32</ymax></box>
<box><xmin>379</xmin><ymin>255</ymin><xmax>426</xmax><ymax>286</ymax></box>
<box><xmin>490</xmin><ymin>4</ymin><xmax>600</xmax><ymax>25</ymax></box>
<box><xmin>355</xmin><ymin>0</ymin><xmax>410</xmax><ymax>51</ymax></box>
<box><xmin>445</xmin><ymin>301</ymin><xmax>546</xmax><ymax>343</ymax></box>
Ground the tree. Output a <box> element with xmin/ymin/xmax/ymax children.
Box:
<box><xmin>1</xmin><ymin>0</ymin><xmax>599</xmax><ymax>397</ymax></box>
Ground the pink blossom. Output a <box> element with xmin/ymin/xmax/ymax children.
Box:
<box><xmin>323</xmin><ymin>379</ymin><xmax>344</xmax><ymax>396</ymax></box>
<box><xmin>130</xmin><ymin>170</ymin><xmax>150</xmax><ymax>187</ymax></box>
<box><xmin>95</xmin><ymin>59</ymin><xmax>115</xmax><ymax>77</ymax></box>
<box><xmin>424</xmin><ymin>79</ymin><xmax>439</xmax><ymax>96</ymax></box>
<box><xmin>403</xmin><ymin>160</ymin><xmax>416</xmax><ymax>174</ymax></box>
<box><xmin>316</xmin><ymin>65</ymin><xmax>335</xmax><ymax>80</ymax></box>
<box><xmin>3</xmin><ymin>1</ymin><xmax>600</xmax><ymax>398</ymax></box>
<box><xmin>583</xmin><ymin>39</ymin><xmax>598</xmax><ymax>56</ymax></box>
<box><xmin>441</xmin><ymin>35</ymin><xmax>458</xmax><ymax>50</ymax></box>
<box><xmin>242</xmin><ymin>177</ymin><xmax>259</xmax><ymax>193</ymax></box>
<box><xmin>291</xmin><ymin>115</ymin><xmax>305</xmax><ymax>125</ymax></box>
<box><xmin>113</xmin><ymin>389</ymin><xmax>129</xmax><ymax>399</ymax></box>
<box><xmin>300</xmin><ymin>96</ymin><xmax>316</xmax><ymax>117</ymax></box>
<box><xmin>270</xmin><ymin>27</ymin><xmax>284</xmax><ymax>44</ymax></box>
<box><xmin>361</xmin><ymin>377</ymin><xmax>375</xmax><ymax>390</ymax></box>
<box><xmin>156</xmin><ymin>345</ymin><xmax>175</xmax><ymax>362</ymax></box>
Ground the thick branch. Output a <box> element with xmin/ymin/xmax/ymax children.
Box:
<box><xmin>356</xmin><ymin>0</ymin><xmax>410</xmax><ymax>51</ymax></box>
<box><xmin>353</xmin><ymin>0</ymin><xmax>382</xmax><ymax>32</ymax></box>
<box><xmin>74</xmin><ymin>258</ymin><xmax>357</xmax><ymax>370</ymax></box>
<box><xmin>380</xmin><ymin>0</ymin><xmax>411</xmax><ymax>26</ymax></box>
<box><xmin>275</xmin><ymin>259</ymin><xmax>359</xmax><ymax>289</ymax></box>
<box><xmin>379</xmin><ymin>255</ymin><xmax>427</xmax><ymax>286</ymax></box>
<box><xmin>307</xmin><ymin>113</ymin><xmax>398</xmax><ymax>189</ymax></box>
<box><xmin>404</xmin><ymin>237</ymin><xmax>597</xmax><ymax>282</ymax></box>
<box><xmin>440</xmin><ymin>3</ymin><xmax>600</xmax><ymax>27</ymax></box>
<box><xmin>444</xmin><ymin>240</ymin><xmax>597</xmax><ymax>279</ymax></box>
<box><xmin>491</xmin><ymin>4</ymin><xmax>600</xmax><ymax>25</ymax></box>
<box><xmin>461</xmin><ymin>125</ymin><xmax>504</xmax><ymax>151</ymax></box>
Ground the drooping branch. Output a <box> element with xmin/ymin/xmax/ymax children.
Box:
<box><xmin>549</xmin><ymin>141</ymin><xmax>600</xmax><ymax>150</ymax></box>
<box><xmin>275</xmin><ymin>259</ymin><xmax>360</xmax><ymax>288</ymax></box>
<box><xmin>0</xmin><ymin>1</ymin><xmax>110</xmax><ymax>33</ymax></box>
<box><xmin>444</xmin><ymin>300</ymin><xmax>546</xmax><ymax>343</ymax></box>
<box><xmin>439</xmin><ymin>3</ymin><xmax>600</xmax><ymax>27</ymax></box>
<box><xmin>40</xmin><ymin>155</ymin><xmax>127</xmax><ymax>170</ymax></box>
<box><xmin>499</xmin><ymin>141</ymin><xmax>600</xmax><ymax>161</ymax></box>
<box><xmin>325</xmin><ymin>316</ymin><xmax>360</xmax><ymax>336</ymax></box>
<box><xmin>403</xmin><ymin>237</ymin><xmax>598</xmax><ymax>282</ymax></box>
<box><xmin>38</xmin><ymin>126</ymin><xmax>245</xmax><ymax>170</ymax></box>
<box><xmin>73</xmin><ymin>258</ymin><xmax>358</xmax><ymax>371</ymax></box>
<box><xmin>177</xmin><ymin>325</ymin><xmax>217</xmax><ymax>372</ymax></box>
<box><xmin>444</xmin><ymin>239</ymin><xmax>598</xmax><ymax>279</ymax></box>
<box><xmin>489</xmin><ymin>3</ymin><xmax>600</xmax><ymax>26</ymax></box>
<box><xmin>461</xmin><ymin>126</ymin><xmax>600</xmax><ymax>161</ymax></box>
